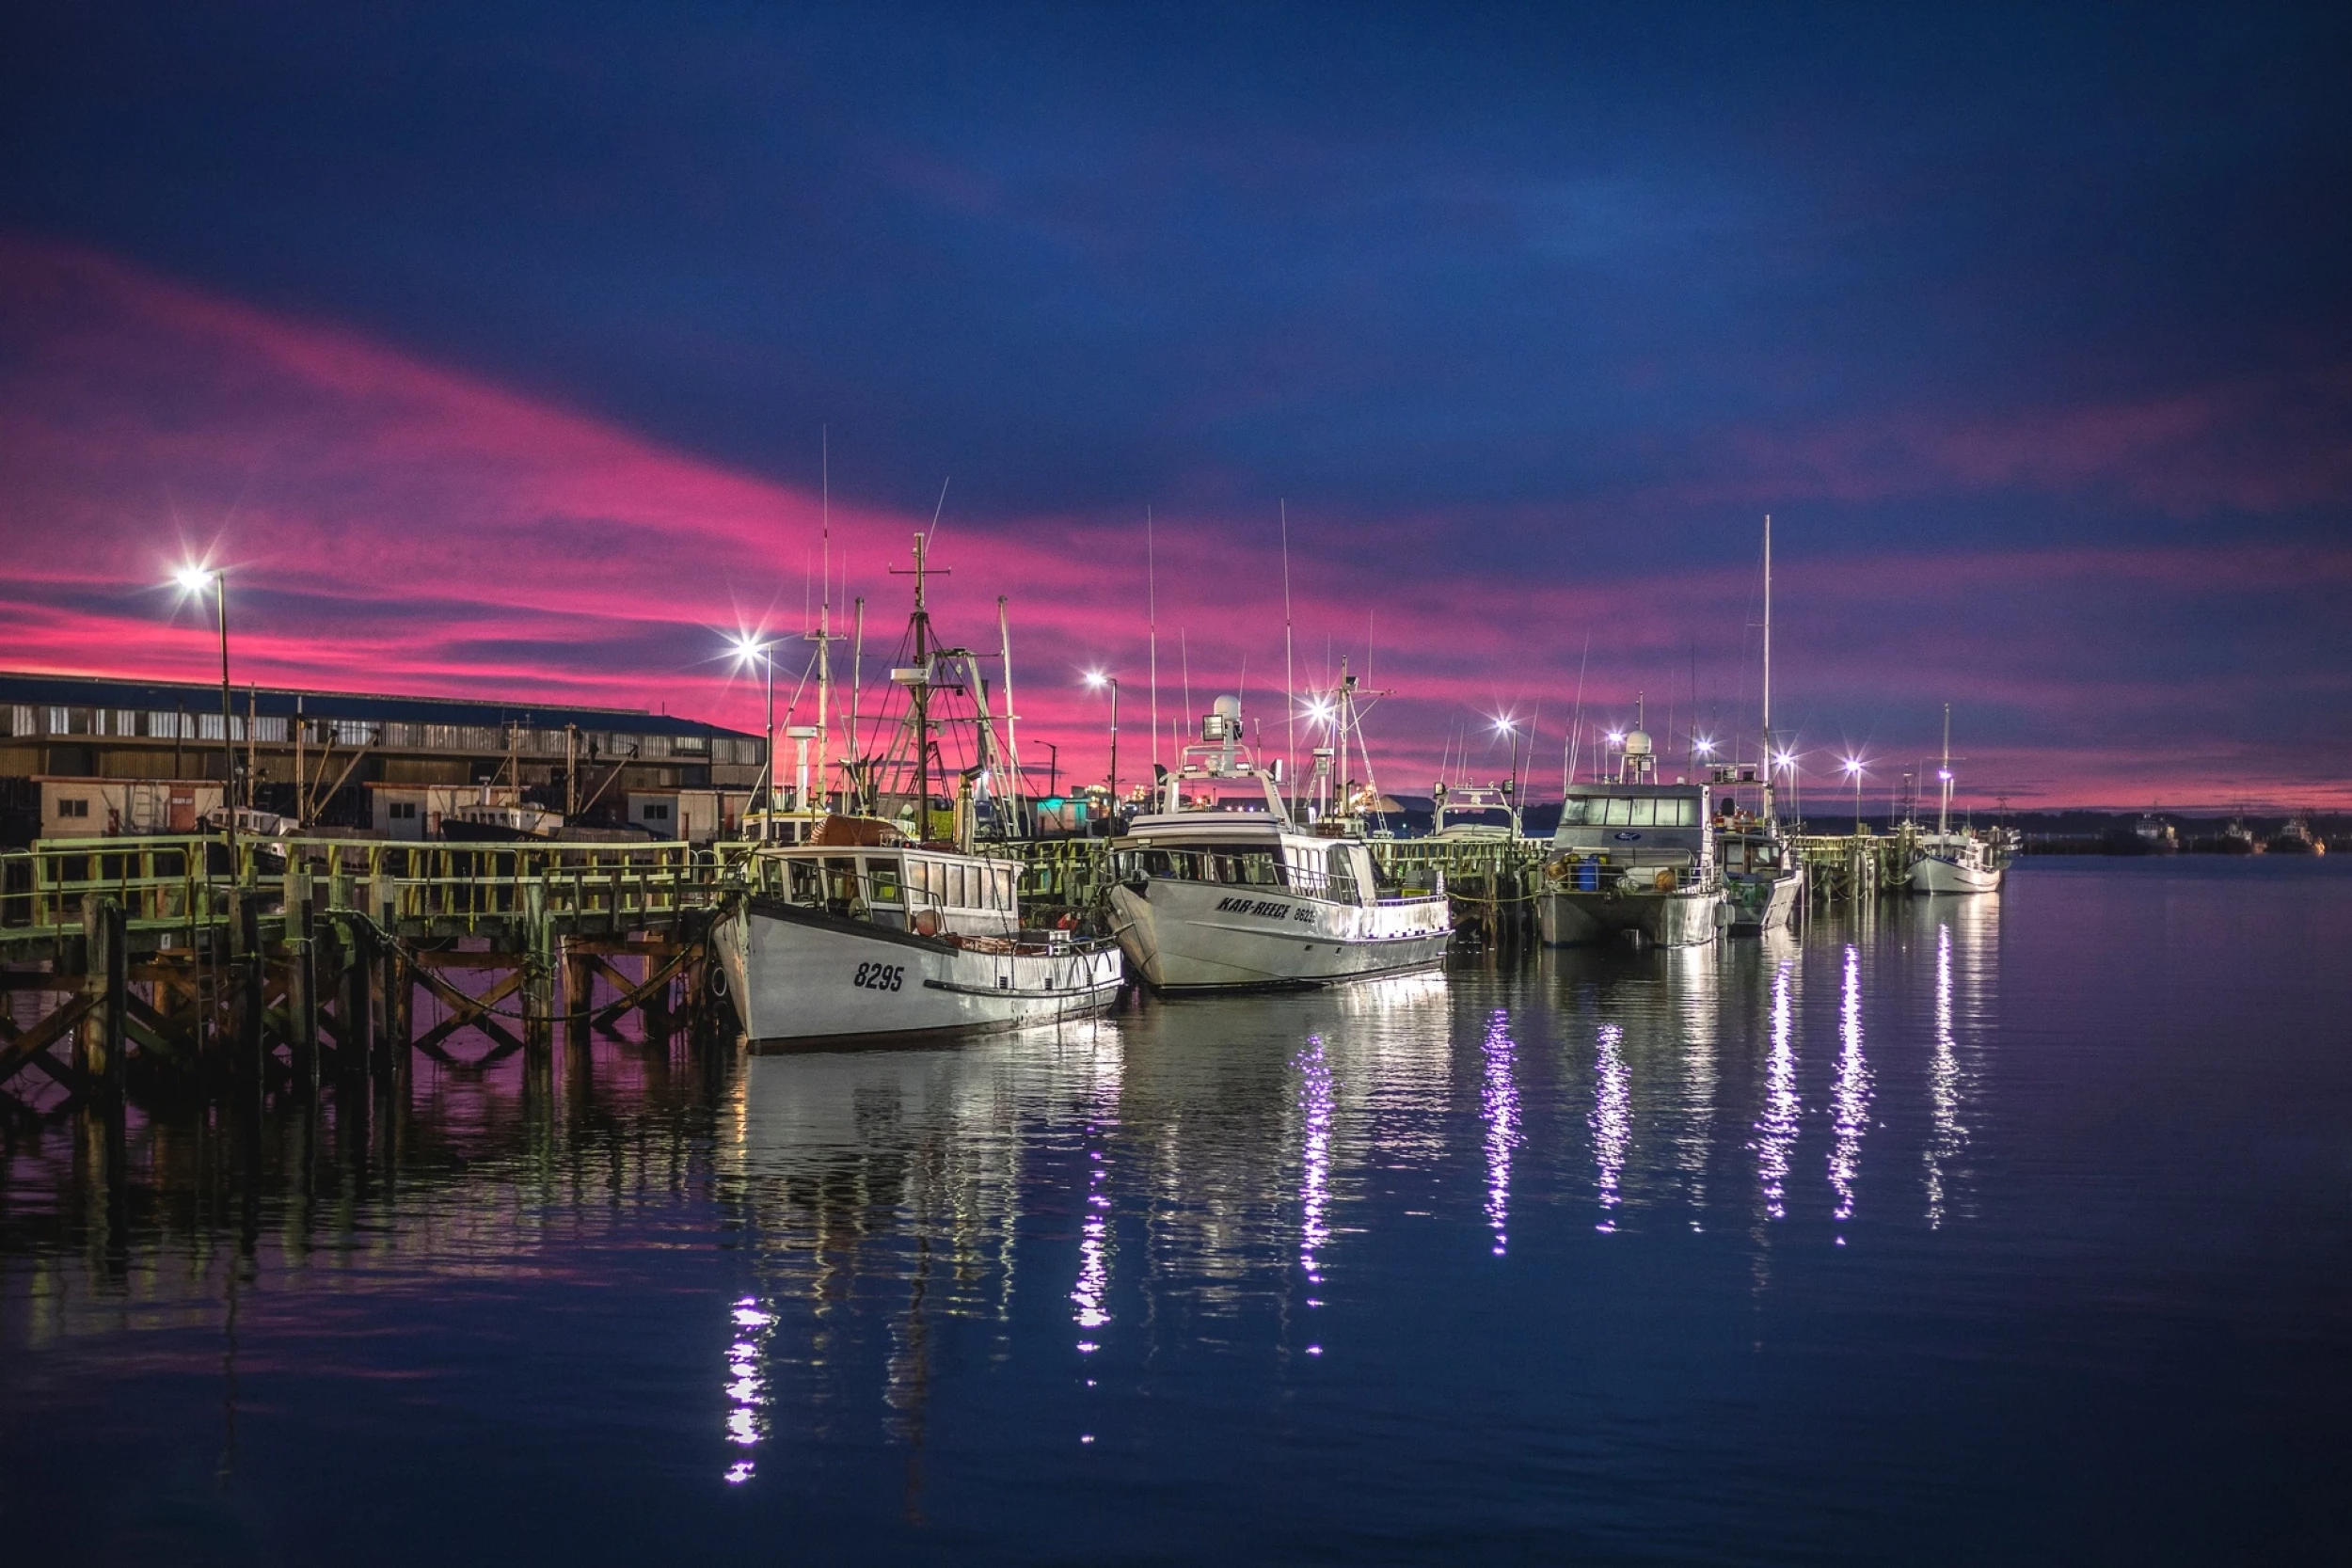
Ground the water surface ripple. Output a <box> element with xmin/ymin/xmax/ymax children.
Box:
<box><xmin>4</xmin><ymin>861</ymin><xmax>2346</xmax><ymax>1563</ymax></box>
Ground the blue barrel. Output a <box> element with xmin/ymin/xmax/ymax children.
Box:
<box><xmin>1576</xmin><ymin>860</ymin><xmax>1600</xmax><ymax>892</ymax></box>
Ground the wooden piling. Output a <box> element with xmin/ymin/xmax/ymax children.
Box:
<box><xmin>284</xmin><ymin>869</ymin><xmax>318</xmax><ymax>1094</ymax></box>
<box><xmin>78</xmin><ymin>895</ymin><xmax>127</xmax><ymax>1099</ymax></box>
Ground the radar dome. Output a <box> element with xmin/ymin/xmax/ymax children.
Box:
<box><xmin>1623</xmin><ymin>729</ymin><xmax>1654</xmax><ymax>755</ymax></box>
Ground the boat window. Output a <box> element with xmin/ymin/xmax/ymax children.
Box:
<box><xmin>1559</xmin><ymin>799</ymin><xmax>1589</xmax><ymax>826</ymax></box>
<box><xmin>1209</xmin><ymin>848</ymin><xmax>1282</xmax><ymax>886</ymax></box>
<box><xmin>866</xmin><ymin>856</ymin><xmax>903</xmax><ymax>904</ymax></box>
<box><xmin>1629</xmin><ymin>798</ymin><xmax>1657</xmax><ymax>827</ymax></box>
<box><xmin>823</xmin><ymin>855</ymin><xmax>858</xmax><ymax>904</ymax></box>
<box><xmin>1326</xmin><ymin>850</ymin><xmax>1359</xmax><ymax>905</ymax></box>
<box><xmin>994</xmin><ymin>865</ymin><xmax>1015</xmax><ymax>910</ymax></box>
<box><xmin>787</xmin><ymin>860</ymin><xmax>822</xmax><ymax>903</ymax></box>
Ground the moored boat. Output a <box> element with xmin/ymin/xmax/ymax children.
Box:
<box><xmin>1537</xmin><ymin>728</ymin><xmax>1724</xmax><ymax>947</ymax></box>
<box><xmin>1107</xmin><ymin>698</ymin><xmax>1452</xmax><ymax>990</ymax></box>
<box><xmin>1907</xmin><ymin>705</ymin><xmax>2006</xmax><ymax>895</ymax></box>
<box><xmin>715</xmin><ymin>817</ymin><xmax>1122</xmax><ymax>1047</ymax></box>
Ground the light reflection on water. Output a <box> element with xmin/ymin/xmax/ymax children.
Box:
<box><xmin>1479</xmin><ymin>1011</ymin><xmax>1520</xmax><ymax>1253</ymax></box>
<box><xmin>6</xmin><ymin>864</ymin><xmax>2347</xmax><ymax>1564</ymax></box>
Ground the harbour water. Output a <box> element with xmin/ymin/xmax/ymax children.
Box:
<box><xmin>3</xmin><ymin>858</ymin><xmax>2344</xmax><ymax>1563</ymax></box>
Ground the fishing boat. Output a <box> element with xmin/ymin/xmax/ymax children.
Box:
<box><xmin>1538</xmin><ymin>725</ymin><xmax>1724</xmax><ymax>946</ymax></box>
<box><xmin>2268</xmin><ymin>813</ymin><xmax>2327</xmax><ymax>856</ymax></box>
<box><xmin>1430</xmin><ymin>781</ymin><xmax>1521</xmax><ymax>841</ymax></box>
<box><xmin>714</xmin><ymin>817</ymin><xmax>1122</xmax><ymax>1046</ymax></box>
<box><xmin>1106</xmin><ymin>696</ymin><xmax>1452</xmax><ymax>990</ymax></box>
<box><xmin>1908</xmin><ymin>705</ymin><xmax>2007</xmax><ymax>895</ymax></box>
<box><xmin>714</xmin><ymin>530</ymin><xmax>1123</xmax><ymax>1046</ymax></box>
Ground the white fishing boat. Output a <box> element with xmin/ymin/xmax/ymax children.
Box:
<box><xmin>1538</xmin><ymin>724</ymin><xmax>1724</xmax><ymax>947</ymax></box>
<box><xmin>1908</xmin><ymin>705</ymin><xmax>2007</xmax><ymax>895</ymax></box>
<box><xmin>1106</xmin><ymin>697</ymin><xmax>1451</xmax><ymax>990</ymax></box>
<box><xmin>715</xmin><ymin>819</ymin><xmax>1122</xmax><ymax>1047</ymax></box>
<box><xmin>714</xmin><ymin>530</ymin><xmax>1123</xmax><ymax>1046</ymax></box>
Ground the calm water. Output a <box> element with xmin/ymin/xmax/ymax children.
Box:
<box><xmin>3</xmin><ymin>860</ymin><xmax>2346</xmax><ymax>1564</ymax></box>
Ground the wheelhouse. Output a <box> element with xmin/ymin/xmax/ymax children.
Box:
<box><xmin>744</xmin><ymin>845</ymin><xmax>1021</xmax><ymax>937</ymax></box>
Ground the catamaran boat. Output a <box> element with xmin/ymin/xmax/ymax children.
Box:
<box><xmin>1538</xmin><ymin>726</ymin><xmax>1724</xmax><ymax>946</ymax></box>
<box><xmin>715</xmin><ymin>817</ymin><xmax>1123</xmax><ymax>1047</ymax></box>
<box><xmin>1106</xmin><ymin>697</ymin><xmax>1452</xmax><ymax>990</ymax></box>
<box><xmin>1907</xmin><ymin>705</ymin><xmax>2008</xmax><ymax>895</ymax></box>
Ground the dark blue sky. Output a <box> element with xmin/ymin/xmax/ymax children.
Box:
<box><xmin>4</xmin><ymin>3</ymin><xmax>2349</xmax><ymax>802</ymax></box>
<box><xmin>8</xmin><ymin>2</ymin><xmax>2346</xmax><ymax>555</ymax></box>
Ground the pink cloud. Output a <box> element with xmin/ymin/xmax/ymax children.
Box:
<box><xmin>3</xmin><ymin>234</ymin><xmax>2347</xmax><ymax>809</ymax></box>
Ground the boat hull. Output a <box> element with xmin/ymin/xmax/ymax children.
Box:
<box><xmin>715</xmin><ymin>896</ymin><xmax>1123</xmax><ymax>1047</ymax></box>
<box><xmin>1537</xmin><ymin>884</ymin><xmax>1723</xmax><ymax>947</ymax></box>
<box><xmin>1908</xmin><ymin>855</ymin><xmax>2002</xmax><ymax>895</ymax></box>
<box><xmin>1106</xmin><ymin>880</ymin><xmax>1450</xmax><ymax>991</ymax></box>
<box><xmin>1724</xmin><ymin>867</ymin><xmax>1806</xmax><ymax>936</ymax></box>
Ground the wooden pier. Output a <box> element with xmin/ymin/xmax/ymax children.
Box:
<box><xmin>0</xmin><ymin>834</ymin><xmax>738</xmax><ymax>1114</ymax></box>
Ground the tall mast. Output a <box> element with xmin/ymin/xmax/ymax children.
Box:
<box><xmin>998</xmin><ymin>594</ymin><xmax>1023</xmax><ymax>833</ymax></box>
<box><xmin>1147</xmin><ymin>508</ymin><xmax>1159</xmax><ymax>775</ymax></box>
<box><xmin>1939</xmin><ymin>701</ymin><xmax>1952</xmax><ymax>838</ymax></box>
<box><xmin>848</xmin><ymin>595</ymin><xmax>865</xmax><ymax>813</ymax></box>
<box><xmin>1280</xmin><ymin>499</ymin><xmax>1295</xmax><ymax>816</ymax></box>
<box><xmin>1761</xmin><ymin>514</ymin><xmax>1776</xmax><ymax>829</ymax></box>
<box><xmin>818</xmin><ymin>433</ymin><xmax>831</xmax><ymax>806</ymax></box>
<box><xmin>913</xmin><ymin>531</ymin><xmax>930</xmax><ymax>836</ymax></box>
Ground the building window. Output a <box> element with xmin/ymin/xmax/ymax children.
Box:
<box><xmin>335</xmin><ymin>721</ymin><xmax>373</xmax><ymax>745</ymax></box>
<box><xmin>389</xmin><ymin>801</ymin><xmax>419</xmax><ymax>820</ymax></box>
<box><xmin>47</xmin><ymin>707</ymin><xmax>71</xmax><ymax>734</ymax></box>
<box><xmin>57</xmin><ymin>798</ymin><xmax>90</xmax><ymax>819</ymax></box>
<box><xmin>9</xmin><ymin>705</ymin><xmax>31</xmax><ymax>736</ymax></box>
<box><xmin>642</xmin><ymin>802</ymin><xmax>671</xmax><ymax>821</ymax></box>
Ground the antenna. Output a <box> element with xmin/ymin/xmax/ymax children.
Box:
<box><xmin>1762</xmin><ymin>514</ymin><xmax>1775</xmax><ymax>829</ymax></box>
<box><xmin>1565</xmin><ymin>632</ymin><xmax>1589</xmax><ymax>789</ymax></box>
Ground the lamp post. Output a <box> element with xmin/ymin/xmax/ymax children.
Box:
<box><xmin>1041</xmin><ymin>741</ymin><xmax>1059</xmax><ymax>800</ymax></box>
<box><xmin>1494</xmin><ymin>715</ymin><xmax>1521</xmax><ymax>800</ymax></box>
<box><xmin>1844</xmin><ymin>757</ymin><xmax>1866</xmax><ymax>838</ymax></box>
<box><xmin>1085</xmin><ymin>672</ymin><xmax>1119</xmax><ymax>818</ymax></box>
<box><xmin>732</xmin><ymin>636</ymin><xmax>774</xmax><ymax>839</ymax></box>
<box><xmin>174</xmin><ymin>564</ymin><xmax>236</xmax><ymax>867</ymax></box>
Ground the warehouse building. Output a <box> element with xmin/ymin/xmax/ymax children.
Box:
<box><xmin>0</xmin><ymin>671</ymin><xmax>766</xmax><ymax>846</ymax></box>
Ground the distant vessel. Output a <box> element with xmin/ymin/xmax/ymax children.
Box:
<box><xmin>1538</xmin><ymin>721</ymin><xmax>1724</xmax><ymax>946</ymax></box>
<box><xmin>2217</xmin><ymin>816</ymin><xmax>2264</xmax><ymax>855</ymax></box>
<box><xmin>1908</xmin><ymin>705</ymin><xmax>2006</xmax><ymax>895</ymax></box>
<box><xmin>1107</xmin><ymin>696</ymin><xmax>1452</xmax><ymax>990</ymax></box>
<box><xmin>2135</xmin><ymin>809</ymin><xmax>2179</xmax><ymax>854</ymax></box>
<box><xmin>2269</xmin><ymin>813</ymin><xmax>2327</xmax><ymax>856</ymax></box>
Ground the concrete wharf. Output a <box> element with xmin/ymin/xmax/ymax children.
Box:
<box><xmin>1</xmin><ymin>833</ymin><xmax>738</xmax><ymax>1112</ymax></box>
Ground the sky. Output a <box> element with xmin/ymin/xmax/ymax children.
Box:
<box><xmin>4</xmin><ymin>2</ymin><xmax>2348</xmax><ymax>808</ymax></box>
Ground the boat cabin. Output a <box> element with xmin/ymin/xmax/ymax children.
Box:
<box><xmin>1432</xmin><ymin>782</ymin><xmax>1520</xmax><ymax>841</ymax></box>
<box><xmin>1115</xmin><ymin>819</ymin><xmax>1384</xmax><ymax>908</ymax></box>
<box><xmin>746</xmin><ymin>844</ymin><xmax>1022</xmax><ymax>937</ymax></box>
<box><xmin>1551</xmin><ymin>782</ymin><xmax>1716</xmax><ymax>879</ymax></box>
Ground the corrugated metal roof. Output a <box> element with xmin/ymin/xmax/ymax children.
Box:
<box><xmin>0</xmin><ymin>671</ymin><xmax>755</xmax><ymax>739</ymax></box>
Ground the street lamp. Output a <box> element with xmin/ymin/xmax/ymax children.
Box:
<box><xmin>731</xmin><ymin>634</ymin><xmax>775</xmax><ymax>838</ymax></box>
<box><xmin>1084</xmin><ymin>671</ymin><xmax>1120</xmax><ymax>817</ymax></box>
<box><xmin>1842</xmin><ymin>756</ymin><xmax>1866</xmax><ymax>837</ymax></box>
<box><xmin>173</xmin><ymin>563</ymin><xmax>237</xmax><ymax>867</ymax></box>
<box><xmin>1492</xmin><ymin>714</ymin><xmax>1521</xmax><ymax>800</ymax></box>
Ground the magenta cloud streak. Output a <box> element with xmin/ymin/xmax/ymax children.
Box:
<box><xmin>3</xmin><ymin>236</ymin><xmax>2345</xmax><ymax>808</ymax></box>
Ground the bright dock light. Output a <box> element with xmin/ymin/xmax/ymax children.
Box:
<box><xmin>173</xmin><ymin>563</ymin><xmax>216</xmax><ymax>594</ymax></box>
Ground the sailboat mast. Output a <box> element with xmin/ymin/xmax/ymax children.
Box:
<box><xmin>1147</xmin><ymin>507</ymin><xmax>1159</xmax><ymax>775</ymax></box>
<box><xmin>1761</xmin><ymin>514</ymin><xmax>1776</xmax><ymax>829</ymax></box>
<box><xmin>1939</xmin><ymin>701</ymin><xmax>1952</xmax><ymax>838</ymax></box>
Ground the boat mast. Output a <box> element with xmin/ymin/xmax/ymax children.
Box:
<box><xmin>998</xmin><ymin>595</ymin><xmax>1023</xmax><ymax>835</ymax></box>
<box><xmin>1761</xmin><ymin>514</ymin><xmax>1776</xmax><ymax>830</ymax></box>
<box><xmin>815</xmin><ymin>430</ymin><xmax>833</xmax><ymax>813</ymax></box>
<box><xmin>1939</xmin><ymin>701</ymin><xmax>1952</xmax><ymax>838</ymax></box>
<box><xmin>912</xmin><ymin>532</ymin><xmax>930</xmax><ymax>836</ymax></box>
<box><xmin>848</xmin><ymin>595</ymin><xmax>865</xmax><ymax>812</ymax></box>
<box><xmin>1280</xmin><ymin>499</ymin><xmax>1295</xmax><ymax>818</ymax></box>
